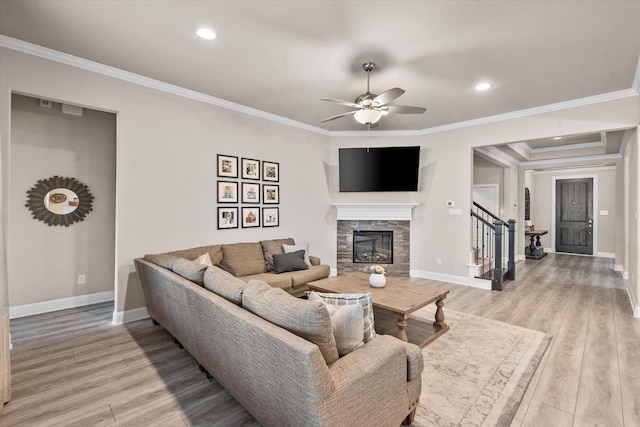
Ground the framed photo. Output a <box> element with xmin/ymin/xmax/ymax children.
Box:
<box><xmin>241</xmin><ymin>158</ymin><xmax>261</xmax><ymax>180</ymax></box>
<box><xmin>263</xmin><ymin>184</ymin><xmax>279</xmax><ymax>204</ymax></box>
<box><xmin>241</xmin><ymin>207</ymin><xmax>260</xmax><ymax>228</ymax></box>
<box><xmin>241</xmin><ymin>182</ymin><xmax>260</xmax><ymax>204</ymax></box>
<box><xmin>217</xmin><ymin>207</ymin><xmax>239</xmax><ymax>229</ymax></box>
<box><xmin>262</xmin><ymin>161</ymin><xmax>279</xmax><ymax>182</ymax></box>
<box><xmin>217</xmin><ymin>181</ymin><xmax>238</xmax><ymax>203</ymax></box>
<box><xmin>217</xmin><ymin>154</ymin><xmax>238</xmax><ymax>178</ymax></box>
<box><xmin>262</xmin><ymin>207</ymin><xmax>279</xmax><ymax>227</ymax></box>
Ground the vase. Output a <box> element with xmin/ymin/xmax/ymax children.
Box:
<box><xmin>369</xmin><ymin>273</ymin><xmax>386</xmax><ymax>288</ymax></box>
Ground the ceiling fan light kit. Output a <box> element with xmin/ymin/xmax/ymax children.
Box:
<box><xmin>321</xmin><ymin>62</ymin><xmax>426</xmax><ymax>126</ymax></box>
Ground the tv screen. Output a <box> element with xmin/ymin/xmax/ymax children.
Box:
<box><xmin>339</xmin><ymin>146</ymin><xmax>420</xmax><ymax>192</ymax></box>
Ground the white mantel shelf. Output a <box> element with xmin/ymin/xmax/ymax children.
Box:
<box><xmin>333</xmin><ymin>203</ymin><xmax>419</xmax><ymax>221</ymax></box>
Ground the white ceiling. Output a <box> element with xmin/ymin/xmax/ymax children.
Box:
<box><xmin>1</xmin><ymin>0</ymin><xmax>639</xmax><ymax>136</ymax></box>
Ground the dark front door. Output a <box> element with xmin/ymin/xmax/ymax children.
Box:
<box><xmin>556</xmin><ymin>178</ymin><xmax>593</xmax><ymax>255</ymax></box>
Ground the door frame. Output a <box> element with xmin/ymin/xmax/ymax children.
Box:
<box><xmin>551</xmin><ymin>174</ymin><xmax>598</xmax><ymax>254</ymax></box>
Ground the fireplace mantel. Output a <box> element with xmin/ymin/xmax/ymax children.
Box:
<box><xmin>333</xmin><ymin>203</ymin><xmax>419</xmax><ymax>221</ymax></box>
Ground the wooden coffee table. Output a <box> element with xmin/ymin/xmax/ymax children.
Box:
<box><xmin>308</xmin><ymin>272</ymin><xmax>449</xmax><ymax>347</ymax></box>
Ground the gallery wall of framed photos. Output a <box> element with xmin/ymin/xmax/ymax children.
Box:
<box><xmin>216</xmin><ymin>154</ymin><xmax>280</xmax><ymax>229</ymax></box>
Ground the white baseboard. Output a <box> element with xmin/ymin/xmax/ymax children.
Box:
<box><xmin>9</xmin><ymin>291</ymin><xmax>114</xmax><ymax>319</ymax></box>
<box><xmin>596</xmin><ymin>252</ymin><xmax>615</xmax><ymax>259</ymax></box>
<box><xmin>411</xmin><ymin>269</ymin><xmax>469</xmax><ymax>286</ymax></box>
<box><xmin>112</xmin><ymin>307</ymin><xmax>149</xmax><ymax>325</ymax></box>
<box><xmin>614</xmin><ymin>264</ymin><xmax>625</xmax><ymax>272</ymax></box>
<box><xmin>625</xmin><ymin>286</ymin><xmax>640</xmax><ymax>318</ymax></box>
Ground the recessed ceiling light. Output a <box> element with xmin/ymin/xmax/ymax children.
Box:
<box><xmin>475</xmin><ymin>82</ymin><xmax>491</xmax><ymax>91</ymax></box>
<box><xmin>553</xmin><ymin>136</ymin><xmax>562</xmax><ymax>140</ymax></box>
<box><xmin>197</xmin><ymin>28</ymin><xmax>216</xmax><ymax>40</ymax></box>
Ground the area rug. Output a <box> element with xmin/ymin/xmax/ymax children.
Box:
<box><xmin>410</xmin><ymin>306</ymin><xmax>551</xmax><ymax>427</ymax></box>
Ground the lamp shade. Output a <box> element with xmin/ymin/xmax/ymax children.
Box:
<box><xmin>354</xmin><ymin>109</ymin><xmax>383</xmax><ymax>125</ymax></box>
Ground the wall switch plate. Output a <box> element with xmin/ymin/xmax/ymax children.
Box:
<box><xmin>77</xmin><ymin>275</ymin><xmax>86</xmax><ymax>284</ymax></box>
<box><xmin>600</xmin><ymin>210</ymin><xmax>609</xmax><ymax>216</ymax></box>
<box><xmin>449</xmin><ymin>208</ymin><xmax>462</xmax><ymax>216</ymax></box>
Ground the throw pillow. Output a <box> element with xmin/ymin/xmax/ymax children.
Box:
<box><xmin>319</xmin><ymin>299</ymin><xmax>364</xmax><ymax>357</ymax></box>
<box><xmin>203</xmin><ymin>265</ymin><xmax>245</xmax><ymax>305</ymax></box>
<box><xmin>260</xmin><ymin>238</ymin><xmax>295</xmax><ymax>271</ymax></box>
<box><xmin>243</xmin><ymin>280</ymin><xmax>339</xmax><ymax>364</ymax></box>
<box><xmin>171</xmin><ymin>258</ymin><xmax>208</xmax><ymax>286</ymax></box>
<box><xmin>194</xmin><ymin>252</ymin><xmax>214</xmax><ymax>268</ymax></box>
<box><xmin>282</xmin><ymin>242</ymin><xmax>311</xmax><ymax>267</ymax></box>
<box><xmin>143</xmin><ymin>253</ymin><xmax>181</xmax><ymax>270</ymax></box>
<box><xmin>272</xmin><ymin>250</ymin><xmax>309</xmax><ymax>273</ymax></box>
<box><xmin>308</xmin><ymin>292</ymin><xmax>376</xmax><ymax>342</ymax></box>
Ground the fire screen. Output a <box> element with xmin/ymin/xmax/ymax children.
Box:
<box><xmin>353</xmin><ymin>230</ymin><xmax>393</xmax><ymax>264</ymax></box>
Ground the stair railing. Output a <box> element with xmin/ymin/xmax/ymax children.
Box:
<box><xmin>470</xmin><ymin>202</ymin><xmax>516</xmax><ymax>291</ymax></box>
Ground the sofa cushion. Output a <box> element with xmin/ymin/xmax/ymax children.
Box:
<box><xmin>260</xmin><ymin>238</ymin><xmax>295</xmax><ymax>271</ymax></box>
<box><xmin>288</xmin><ymin>265</ymin><xmax>331</xmax><ymax>287</ymax></box>
<box><xmin>240</xmin><ymin>272</ymin><xmax>292</xmax><ymax>290</ymax></box>
<box><xmin>273</xmin><ymin>250</ymin><xmax>308</xmax><ymax>273</ymax></box>
<box><xmin>203</xmin><ymin>266</ymin><xmax>245</xmax><ymax>305</ymax></box>
<box><xmin>167</xmin><ymin>245</ymin><xmax>223</xmax><ymax>265</ymax></box>
<box><xmin>144</xmin><ymin>253</ymin><xmax>181</xmax><ymax>270</ymax></box>
<box><xmin>282</xmin><ymin>242</ymin><xmax>311</xmax><ymax>267</ymax></box>
<box><xmin>221</xmin><ymin>242</ymin><xmax>266</xmax><ymax>277</ymax></box>
<box><xmin>308</xmin><ymin>292</ymin><xmax>376</xmax><ymax>343</ymax></box>
<box><xmin>311</xmin><ymin>295</ymin><xmax>364</xmax><ymax>357</ymax></box>
<box><xmin>172</xmin><ymin>258</ymin><xmax>208</xmax><ymax>285</ymax></box>
<box><xmin>243</xmin><ymin>280</ymin><xmax>339</xmax><ymax>364</ymax></box>
<box><xmin>216</xmin><ymin>259</ymin><xmax>236</xmax><ymax>275</ymax></box>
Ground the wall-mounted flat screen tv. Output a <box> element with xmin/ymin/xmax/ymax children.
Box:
<box><xmin>339</xmin><ymin>146</ymin><xmax>420</xmax><ymax>192</ymax></box>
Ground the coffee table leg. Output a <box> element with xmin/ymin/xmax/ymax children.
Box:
<box><xmin>395</xmin><ymin>316</ymin><xmax>409</xmax><ymax>342</ymax></box>
<box><xmin>434</xmin><ymin>298</ymin><xmax>447</xmax><ymax>329</ymax></box>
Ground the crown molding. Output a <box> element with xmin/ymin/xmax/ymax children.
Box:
<box><xmin>0</xmin><ymin>35</ymin><xmax>331</xmax><ymax>136</ymax></box>
<box><xmin>2</xmin><ymin>35</ymin><xmax>637</xmax><ymax>139</ymax></box>
<box><xmin>521</xmin><ymin>153</ymin><xmax>621</xmax><ymax>169</ymax></box>
<box><xmin>476</xmin><ymin>146</ymin><xmax>520</xmax><ymax>167</ymax></box>
<box><xmin>530</xmin><ymin>140</ymin><xmax>604</xmax><ymax>154</ymax></box>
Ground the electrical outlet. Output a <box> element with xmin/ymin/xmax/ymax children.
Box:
<box><xmin>77</xmin><ymin>274</ymin><xmax>86</xmax><ymax>284</ymax></box>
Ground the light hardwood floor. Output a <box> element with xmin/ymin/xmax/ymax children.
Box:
<box><xmin>1</xmin><ymin>253</ymin><xmax>639</xmax><ymax>426</ymax></box>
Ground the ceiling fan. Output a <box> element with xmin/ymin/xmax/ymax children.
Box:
<box><xmin>321</xmin><ymin>62</ymin><xmax>426</xmax><ymax>126</ymax></box>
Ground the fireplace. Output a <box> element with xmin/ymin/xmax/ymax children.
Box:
<box><xmin>353</xmin><ymin>231</ymin><xmax>393</xmax><ymax>264</ymax></box>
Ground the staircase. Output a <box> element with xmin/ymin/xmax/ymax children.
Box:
<box><xmin>470</xmin><ymin>202</ymin><xmax>516</xmax><ymax>291</ymax></box>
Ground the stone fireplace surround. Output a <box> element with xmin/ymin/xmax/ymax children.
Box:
<box><xmin>334</xmin><ymin>203</ymin><xmax>417</xmax><ymax>277</ymax></box>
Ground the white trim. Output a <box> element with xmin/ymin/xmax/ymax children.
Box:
<box><xmin>532</xmin><ymin>165</ymin><xmax>615</xmax><ymax>175</ymax></box>
<box><xmin>625</xmin><ymin>286</ymin><xmax>639</xmax><ymax>318</ymax></box>
<box><xmin>614</xmin><ymin>264</ymin><xmax>624</xmax><ymax>272</ymax></box>
<box><xmin>333</xmin><ymin>203</ymin><xmax>418</xmax><ymax>221</ymax></box>
<box><xmin>410</xmin><ymin>269</ymin><xmax>470</xmax><ymax>286</ymax></box>
<box><xmin>0</xmin><ymin>35</ymin><xmax>330</xmax><ymax>137</ymax></box>
<box><xmin>112</xmin><ymin>307</ymin><xmax>149</xmax><ymax>325</ymax></box>
<box><xmin>1</xmin><ymin>35</ymin><xmax>637</xmax><ymax>139</ymax></box>
<box><xmin>521</xmin><ymin>153</ymin><xmax>621</xmax><ymax>169</ymax></box>
<box><xmin>596</xmin><ymin>252</ymin><xmax>615</xmax><ymax>259</ymax></box>
<box><xmin>530</xmin><ymin>141</ymin><xmax>604</xmax><ymax>154</ymax></box>
<box><xmin>9</xmin><ymin>291</ymin><xmax>114</xmax><ymax>319</ymax></box>
<box><xmin>551</xmin><ymin>174</ymin><xmax>598</xmax><ymax>255</ymax></box>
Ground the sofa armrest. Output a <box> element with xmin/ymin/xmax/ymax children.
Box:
<box><xmin>324</xmin><ymin>334</ymin><xmax>409</xmax><ymax>426</ymax></box>
<box><xmin>404</xmin><ymin>342</ymin><xmax>424</xmax><ymax>381</ymax></box>
<box><xmin>309</xmin><ymin>255</ymin><xmax>321</xmax><ymax>266</ymax></box>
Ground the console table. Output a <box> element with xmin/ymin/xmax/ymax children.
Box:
<box><xmin>525</xmin><ymin>230</ymin><xmax>547</xmax><ymax>259</ymax></box>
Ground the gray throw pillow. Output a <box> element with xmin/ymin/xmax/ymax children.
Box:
<box><xmin>203</xmin><ymin>266</ymin><xmax>245</xmax><ymax>305</ymax></box>
<box><xmin>273</xmin><ymin>250</ymin><xmax>308</xmax><ymax>273</ymax></box>
<box><xmin>172</xmin><ymin>258</ymin><xmax>208</xmax><ymax>286</ymax></box>
<box><xmin>260</xmin><ymin>238</ymin><xmax>295</xmax><ymax>271</ymax></box>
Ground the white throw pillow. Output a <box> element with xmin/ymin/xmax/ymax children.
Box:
<box><xmin>282</xmin><ymin>242</ymin><xmax>311</xmax><ymax>267</ymax></box>
<box><xmin>324</xmin><ymin>303</ymin><xmax>364</xmax><ymax>356</ymax></box>
<box><xmin>308</xmin><ymin>292</ymin><xmax>376</xmax><ymax>342</ymax></box>
<box><xmin>194</xmin><ymin>252</ymin><xmax>213</xmax><ymax>267</ymax></box>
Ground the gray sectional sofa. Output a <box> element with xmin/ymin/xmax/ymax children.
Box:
<box><xmin>134</xmin><ymin>238</ymin><xmax>423</xmax><ymax>426</ymax></box>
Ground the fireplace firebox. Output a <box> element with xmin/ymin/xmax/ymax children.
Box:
<box><xmin>353</xmin><ymin>231</ymin><xmax>393</xmax><ymax>264</ymax></box>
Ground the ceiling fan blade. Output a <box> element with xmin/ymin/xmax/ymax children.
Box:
<box><xmin>383</xmin><ymin>105</ymin><xmax>426</xmax><ymax>114</ymax></box>
<box><xmin>321</xmin><ymin>98</ymin><xmax>361</xmax><ymax>109</ymax></box>
<box><xmin>321</xmin><ymin>110</ymin><xmax>358</xmax><ymax>123</ymax></box>
<box><xmin>372</xmin><ymin>87</ymin><xmax>405</xmax><ymax>107</ymax></box>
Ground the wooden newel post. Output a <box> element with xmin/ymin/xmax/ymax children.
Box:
<box><xmin>493</xmin><ymin>220</ymin><xmax>503</xmax><ymax>291</ymax></box>
<box><xmin>507</xmin><ymin>219</ymin><xmax>516</xmax><ymax>280</ymax></box>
